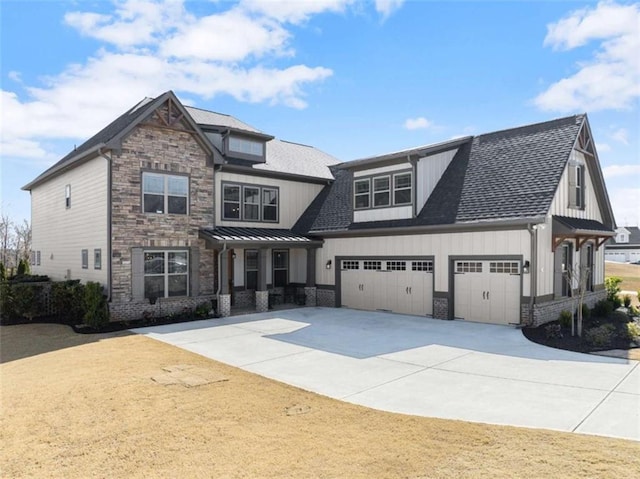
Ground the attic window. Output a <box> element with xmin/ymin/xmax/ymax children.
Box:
<box><xmin>65</xmin><ymin>185</ymin><xmax>71</xmax><ymax>209</ymax></box>
<box><xmin>568</xmin><ymin>163</ymin><xmax>585</xmax><ymax>210</ymax></box>
<box><xmin>229</xmin><ymin>137</ymin><xmax>264</xmax><ymax>156</ymax></box>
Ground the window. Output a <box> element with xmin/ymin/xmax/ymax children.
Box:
<box><xmin>65</xmin><ymin>185</ymin><xmax>71</xmax><ymax>208</ymax></box>
<box><xmin>245</xmin><ymin>250</ymin><xmax>258</xmax><ymax>290</ymax></box>
<box><xmin>342</xmin><ymin>260</ymin><xmax>360</xmax><ymax>270</ymax></box>
<box><xmin>142</xmin><ymin>172</ymin><xmax>188</xmax><ymax>215</ymax></box>
<box><xmin>30</xmin><ymin>251</ymin><xmax>36</xmax><ymax>266</ymax></box>
<box><xmin>354</xmin><ymin>179</ymin><xmax>370</xmax><ymax>209</ymax></box>
<box><xmin>222</xmin><ymin>182</ymin><xmax>278</xmax><ymax>223</ymax></box>
<box><xmin>144</xmin><ymin>250</ymin><xmax>189</xmax><ymax>299</ymax></box>
<box><xmin>81</xmin><ymin>249</ymin><xmax>88</xmax><ymax>269</ymax></box>
<box><xmin>229</xmin><ymin>136</ymin><xmax>264</xmax><ymax>156</ymax></box>
<box><xmin>94</xmin><ymin>249</ymin><xmax>102</xmax><ymax>270</ymax></box>
<box><xmin>394</xmin><ymin>173</ymin><xmax>412</xmax><ymax>205</ymax></box>
<box><xmin>585</xmin><ymin>244</ymin><xmax>594</xmax><ymax>292</ymax></box>
<box><xmin>354</xmin><ymin>171</ymin><xmax>412</xmax><ymax>210</ymax></box>
<box><xmin>223</xmin><ymin>184</ymin><xmax>241</xmax><ymax>219</ymax></box>
<box><xmin>387</xmin><ymin>261</ymin><xmax>406</xmax><ymax>271</ymax></box>
<box><xmin>37</xmin><ymin>251</ymin><xmax>41</xmax><ymax>266</ymax></box>
<box><xmin>489</xmin><ymin>262</ymin><xmax>519</xmax><ymax>274</ymax></box>
<box><xmin>412</xmin><ymin>260</ymin><xmax>433</xmax><ymax>272</ymax></box>
<box><xmin>363</xmin><ymin>260</ymin><xmax>382</xmax><ymax>270</ymax></box>
<box><xmin>373</xmin><ymin>176</ymin><xmax>390</xmax><ymax>207</ymax></box>
<box><xmin>456</xmin><ymin>261</ymin><xmax>482</xmax><ymax>273</ymax></box>
<box><xmin>568</xmin><ymin>163</ymin><xmax>585</xmax><ymax>209</ymax></box>
<box><xmin>273</xmin><ymin>250</ymin><xmax>288</xmax><ymax>287</ymax></box>
<box><xmin>243</xmin><ymin>186</ymin><xmax>260</xmax><ymax>221</ymax></box>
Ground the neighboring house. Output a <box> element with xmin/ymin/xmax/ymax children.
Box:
<box><xmin>24</xmin><ymin>91</ymin><xmax>615</xmax><ymax>326</ymax></box>
<box><xmin>605</xmin><ymin>226</ymin><xmax>640</xmax><ymax>263</ymax></box>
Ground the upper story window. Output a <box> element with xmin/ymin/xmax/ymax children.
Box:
<box><xmin>65</xmin><ymin>185</ymin><xmax>71</xmax><ymax>209</ymax></box>
<box><xmin>142</xmin><ymin>172</ymin><xmax>188</xmax><ymax>215</ymax></box>
<box><xmin>568</xmin><ymin>162</ymin><xmax>585</xmax><ymax>210</ymax></box>
<box><xmin>222</xmin><ymin>182</ymin><xmax>278</xmax><ymax>223</ymax></box>
<box><xmin>229</xmin><ymin>137</ymin><xmax>264</xmax><ymax>157</ymax></box>
<box><xmin>354</xmin><ymin>171</ymin><xmax>412</xmax><ymax>210</ymax></box>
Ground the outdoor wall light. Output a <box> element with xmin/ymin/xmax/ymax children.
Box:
<box><xmin>523</xmin><ymin>260</ymin><xmax>530</xmax><ymax>274</ymax></box>
<box><xmin>326</xmin><ymin>260</ymin><xmax>332</xmax><ymax>269</ymax></box>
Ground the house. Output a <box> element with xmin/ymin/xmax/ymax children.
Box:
<box><xmin>23</xmin><ymin>91</ymin><xmax>616</xmax><ymax>326</ymax></box>
<box><xmin>605</xmin><ymin>226</ymin><xmax>640</xmax><ymax>263</ymax></box>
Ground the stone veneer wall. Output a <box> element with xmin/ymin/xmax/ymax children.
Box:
<box><xmin>109</xmin><ymin>110</ymin><xmax>215</xmax><ymax>322</ymax></box>
<box><xmin>433</xmin><ymin>297</ymin><xmax>449</xmax><ymax>320</ymax></box>
<box><xmin>316</xmin><ymin>287</ymin><xmax>335</xmax><ymax>307</ymax></box>
<box><xmin>522</xmin><ymin>289</ymin><xmax>607</xmax><ymax>327</ymax></box>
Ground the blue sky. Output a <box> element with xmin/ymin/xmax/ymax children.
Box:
<box><xmin>1</xmin><ymin>0</ymin><xmax>639</xmax><ymax>226</ymax></box>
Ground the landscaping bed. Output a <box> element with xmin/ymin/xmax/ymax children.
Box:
<box><xmin>523</xmin><ymin>307</ymin><xmax>640</xmax><ymax>354</ymax></box>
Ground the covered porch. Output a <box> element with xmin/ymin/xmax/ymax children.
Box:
<box><xmin>199</xmin><ymin>227</ymin><xmax>323</xmax><ymax>316</ymax></box>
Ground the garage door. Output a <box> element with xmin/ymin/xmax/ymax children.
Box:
<box><xmin>340</xmin><ymin>259</ymin><xmax>433</xmax><ymax>316</ymax></box>
<box><xmin>453</xmin><ymin>260</ymin><xmax>521</xmax><ymax>325</ymax></box>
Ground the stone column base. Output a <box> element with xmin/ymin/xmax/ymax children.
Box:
<box><xmin>218</xmin><ymin>294</ymin><xmax>231</xmax><ymax>317</ymax></box>
<box><xmin>256</xmin><ymin>290</ymin><xmax>269</xmax><ymax>312</ymax></box>
<box><xmin>304</xmin><ymin>287</ymin><xmax>317</xmax><ymax>307</ymax></box>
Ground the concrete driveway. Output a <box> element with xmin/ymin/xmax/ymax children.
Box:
<box><xmin>133</xmin><ymin>307</ymin><xmax>640</xmax><ymax>441</ymax></box>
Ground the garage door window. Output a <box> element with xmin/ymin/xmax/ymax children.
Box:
<box><xmin>489</xmin><ymin>262</ymin><xmax>519</xmax><ymax>274</ymax></box>
<box><xmin>342</xmin><ymin>260</ymin><xmax>359</xmax><ymax>270</ymax></box>
<box><xmin>412</xmin><ymin>261</ymin><xmax>433</xmax><ymax>272</ymax></box>
<box><xmin>456</xmin><ymin>261</ymin><xmax>482</xmax><ymax>273</ymax></box>
<box><xmin>364</xmin><ymin>260</ymin><xmax>382</xmax><ymax>270</ymax></box>
<box><xmin>387</xmin><ymin>261</ymin><xmax>406</xmax><ymax>271</ymax></box>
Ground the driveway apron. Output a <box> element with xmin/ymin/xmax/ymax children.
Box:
<box><xmin>133</xmin><ymin>307</ymin><xmax>640</xmax><ymax>441</ymax></box>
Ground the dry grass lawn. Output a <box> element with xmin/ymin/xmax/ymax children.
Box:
<box><xmin>2</xmin><ymin>324</ymin><xmax>639</xmax><ymax>479</ymax></box>
<box><xmin>606</xmin><ymin>262</ymin><xmax>640</xmax><ymax>305</ymax></box>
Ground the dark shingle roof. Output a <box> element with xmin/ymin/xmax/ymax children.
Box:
<box><xmin>609</xmin><ymin>226</ymin><xmax>640</xmax><ymax>245</ymax></box>
<box><xmin>297</xmin><ymin>115</ymin><xmax>585</xmax><ymax>233</ymax></box>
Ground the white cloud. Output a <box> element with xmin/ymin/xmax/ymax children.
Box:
<box><xmin>404</xmin><ymin>117</ymin><xmax>433</xmax><ymax>130</ymax></box>
<box><xmin>7</xmin><ymin>71</ymin><xmax>22</xmax><ymax>83</ymax></box>
<box><xmin>603</xmin><ymin>164</ymin><xmax>640</xmax><ymax>179</ymax></box>
<box><xmin>1</xmin><ymin>0</ymin><xmax>344</xmax><ymax>162</ymax></box>
<box><xmin>375</xmin><ymin>0</ymin><xmax>405</xmax><ymax>20</ymax></box>
<box><xmin>241</xmin><ymin>0</ymin><xmax>354</xmax><ymax>24</ymax></box>
<box><xmin>534</xmin><ymin>1</ymin><xmax>640</xmax><ymax>112</ymax></box>
<box><xmin>609</xmin><ymin>187</ymin><xmax>640</xmax><ymax>226</ymax></box>
<box><xmin>611</xmin><ymin>127</ymin><xmax>629</xmax><ymax>145</ymax></box>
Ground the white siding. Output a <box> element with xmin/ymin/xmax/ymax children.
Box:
<box><xmin>353</xmin><ymin>163</ymin><xmax>411</xmax><ymax>177</ymax></box>
<box><xmin>31</xmin><ymin>156</ymin><xmax>109</xmax><ymax>285</ymax></box>
<box><xmin>549</xmin><ymin>150</ymin><xmax>603</xmax><ymax>221</ymax></box>
<box><xmin>354</xmin><ymin>205</ymin><xmax>412</xmax><ymax>222</ymax></box>
<box><xmin>416</xmin><ymin>148</ymin><xmax>458</xmax><ymax>211</ymax></box>
<box><xmin>318</xmin><ymin>229</ymin><xmax>531</xmax><ymax>295</ymax></box>
<box><xmin>216</xmin><ymin>172</ymin><xmax>324</xmax><ymax>229</ymax></box>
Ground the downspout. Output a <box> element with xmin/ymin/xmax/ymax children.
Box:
<box><xmin>216</xmin><ymin>241</ymin><xmax>228</xmax><ymax>309</ymax></box>
<box><xmin>527</xmin><ymin>224</ymin><xmax>538</xmax><ymax>325</ymax></box>
<box><xmin>99</xmin><ymin>148</ymin><xmax>113</xmax><ymax>302</ymax></box>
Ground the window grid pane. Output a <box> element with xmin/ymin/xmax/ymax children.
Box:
<box><xmin>387</xmin><ymin>261</ymin><xmax>406</xmax><ymax>271</ymax></box>
<box><xmin>412</xmin><ymin>261</ymin><xmax>433</xmax><ymax>272</ymax></box>
<box><xmin>144</xmin><ymin>250</ymin><xmax>189</xmax><ymax>299</ymax></box>
<box><xmin>342</xmin><ymin>260</ymin><xmax>360</xmax><ymax>270</ymax></box>
<box><xmin>363</xmin><ymin>260</ymin><xmax>382</xmax><ymax>270</ymax></box>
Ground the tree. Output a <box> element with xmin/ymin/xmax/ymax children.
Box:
<box><xmin>564</xmin><ymin>263</ymin><xmax>591</xmax><ymax>337</ymax></box>
<box><xmin>0</xmin><ymin>213</ymin><xmax>12</xmax><ymax>268</ymax></box>
<box><xmin>13</xmin><ymin>220</ymin><xmax>32</xmax><ymax>268</ymax></box>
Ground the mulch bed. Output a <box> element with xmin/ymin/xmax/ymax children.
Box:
<box><xmin>523</xmin><ymin>312</ymin><xmax>640</xmax><ymax>353</ymax></box>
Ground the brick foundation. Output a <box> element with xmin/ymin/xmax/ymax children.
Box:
<box><xmin>256</xmin><ymin>291</ymin><xmax>269</xmax><ymax>312</ymax></box>
<box><xmin>317</xmin><ymin>288</ymin><xmax>335</xmax><ymax>307</ymax></box>
<box><xmin>304</xmin><ymin>287</ymin><xmax>317</xmax><ymax>307</ymax></box>
<box><xmin>433</xmin><ymin>297</ymin><xmax>449</xmax><ymax>320</ymax></box>
<box><xmin>522</xmin><ymin>290</ymin><xmax>607</xmax><ymax>327</ymax></box>
<box><xmin>110</xmin><ymin>295</ymin><xmax>214</xmax><ymax>322</ymax></box>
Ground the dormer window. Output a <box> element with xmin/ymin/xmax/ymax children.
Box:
<box><xmin>229</xmin><ymin>137</ymin><xmax>264</xmax><ymax>157</ymax></box>
<box><xmin>354</xmin><ymin>170</ymin><xmax>412</xmax><ymax>210</ymax></box>
<box><xmin>221</xmin><ymin>129</ymin><xmax>272</xmax><ymax>164</ymax></box>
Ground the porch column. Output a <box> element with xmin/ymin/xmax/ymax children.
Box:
<box><xmin>218</xmin><ymin>250</ymin><xmax>231</xmax><ymax>317</ymax></box>
<box><xmin>305</xmin><ymin>247</ymin><xmax>318</xmax><ymax>306</ymax></box>
<box><xmin>255</xmin><ymin>248</ymin><xmax>269</xmax><ymax>312</ymax></box>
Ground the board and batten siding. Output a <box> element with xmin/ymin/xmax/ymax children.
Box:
<box><xmin>318</xmin><ymin>229</ymin><xmax>531</xmax><ymax>295</ymax></box>
<box><xmin>215</xmin><ymin>172</ymin><xmax>324</xmax><ymax>229</ymax></box>
<box><xmin>31</xmin><ymin>155</ymin><xmax>109</xmax><ymax>285</ymax></box>
<box><xmin>536</xmin><ymin>149</ymin><xmax>605</xmax><ymax>296</ymax></box>
<box><xmin>416</xmin><ymin>148</ymin><xmax>458</xmax><ymax>212</ymax></box>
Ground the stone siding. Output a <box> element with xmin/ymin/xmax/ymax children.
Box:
<box><xmin>433</xmin><ymin>297</ymin><xmax>449</xmax><ymax>320</ymax></box>
<box><xmin>317</xmin><ymin>288</ymin><xmax>335</xmax><ymax>307</ymax></box>
<box><xmin>109</xmin><ymin>108</ymin><xmax>215</xmax><ymax>321</ymax></box>
<box><xmin>522</xmin><ymin>289</ymin><xmax>607</xmax><ymax>327</ymax></box>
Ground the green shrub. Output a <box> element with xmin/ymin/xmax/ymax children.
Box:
<box><xmin>16</xmin><ymin>259</ymin><xmax>27</xmax><ymax>276</ymax></box>
<box><xmin>83</xmin><ymin>282</ymin><xmax>109</xmax><ymax>329</ymax></box>
<box><xmin>11</xmin><ymin>283</ymin><xmax>44</xmax><ymax>321</ymax></box>
<box><xmin>581</xmin><ymin>303</ymin><xmax>591</xmax><ymax>321</ymax></box>
<box><xmin>622</xmin><ymin>322</ymin><xmax>640</xmax><ymax>342</ymax></box>
<box><xmin>0</xmin><ymin>263</ymin><xmax>6</xmax><ymax>281</ymax></box>
<box><xmin>194</xmin><ymin>302</ymin><xmax>212</xmax><ymax>318</ymax></box>
<box><xmin>0</xmin><ymin>280</ymin><xmax>15</xmax><ymax>320</ymax></box>
<box><xmin>545</xmin><ymin>324</ymin><xmax>563</xmax><ymax>339</ymax></box>
<box><xmin>605</xmin><ymin>276</ymin><xmax>622</xmax><ymax>302</ymax></box>
<box><xmin>558</xmin><ymin>310</ymin><xmax>573</xmax><ymax>328</ymax></box>
<box><xmin>623</xmin><ymin>294</ymin><xmax>632</xmax><ymax>308</ymax></box>
<box><xmin>593</xmin><ymin>299</ymin><xmax>614</xmax><ymax>318</ymax></box>
<box><xmin>584</xmin><ymin>324</ymin><xmax>615</xmax><ymax>348</ymax></box>
<box><xmin>51</xmin><ymin>280</ymin><xmax>86</xmax><ymax>324</ymax></box>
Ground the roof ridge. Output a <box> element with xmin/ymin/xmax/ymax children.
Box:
<box><xmin>477</xmin><ymin>114</ymin><xmax>585</xmax><ymax>140</ymax></box>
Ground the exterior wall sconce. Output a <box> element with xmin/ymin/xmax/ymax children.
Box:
<box><xmin>523</xmin><ymin>260</ymin><xmax>530</xmax><ymax>274</ymax></box>
<box><xmin>326</xmin><ymin>260</ymin><xmax>332</xmax><ymax>269</ymax></box>
<box><xmin>232</xmin><ymin>253</ymin><xmax>237</xmax><ymax>259</ymax></box>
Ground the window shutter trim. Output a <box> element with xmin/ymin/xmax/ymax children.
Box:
<box><xmin>131</xmin><ymin>247</ymin><xmax>145</xmax><ymax>300</ymax></box>
<box><xmin>190</xmin><ymin>247</ymin><xmax>200</xmax><ymax>297</ymax></box>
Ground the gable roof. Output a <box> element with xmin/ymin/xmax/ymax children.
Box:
<box><xmin>609</xmin><ymin>226</ymin><xmax>640</xmax><ymax>245</ymax></box>
<box><xmin>296</xmin><ymin>115</ymin><xmax>613</xmax><ymax>234</ymax></box>
<box><xmin>23</xmin><ymin>91</ymin><xmax>218</xmax><ymax>191</ymax></box>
